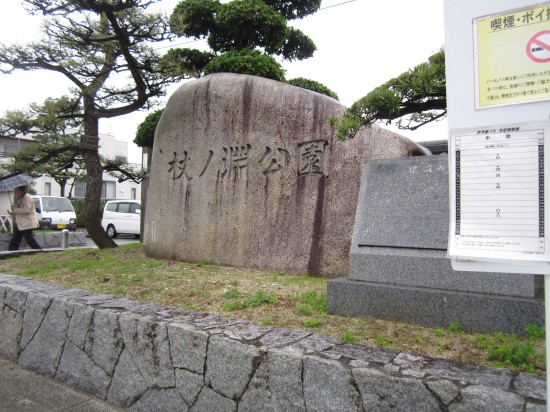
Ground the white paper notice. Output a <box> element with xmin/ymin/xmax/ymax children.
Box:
<box><xmin>449</xmin><ymin>122</ymin><xmax>550</xmax><ymax>262</ymax></box>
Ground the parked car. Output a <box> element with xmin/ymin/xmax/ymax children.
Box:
<box><xmin>101</xmin><ymin>200</ymin><xmax>141</xmax><ymax>238</ymax></box>
<box><xmin>32</xmin><ymin>195</ymin><xmax>77</xmax><ymax>231</ymax></box>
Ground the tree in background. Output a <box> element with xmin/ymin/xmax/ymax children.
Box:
<box><xmin>164</xmin><ymin>0</ymin><xmax>318</xmax><ymax>71</ymax></box>
<box><xmin>161</xmin><ymin>0</ymin><xmax>337</xmax><ymax>94</ymax></box>
<box><xmin>0</xmin><ymin>96</ymin><xmax>149</xmax><ymax>196</ymax></box>
<box><xmin>286</xmin><ymin>77</ymin><xmax>339</xmax><ymax>100</ymax></box>
<box><xmin>0</xmin><ymin>96</ymin><xmax>145</xmax><ymax>197</ymax></box>
<box><xmin>134</xmin><ymin>108</ymin><xmax>164</xmax><ymax>169</ymax></box>
<box><xmin>0</xmin><ymin>0</ymin><xmax>185</xmax><ymax>248</ymax></box>
<box><xmin>0</xmin><ymin>128</ymin><xmax>84</xmax><ymax>199</ymax></box>
<box><xmin>335</xmin><ymin>50</ymin><xmax>446</xmax><ymax>140</ymax></box>
<box><xmin>203</xmin><ymin>49</ymin><xmax>286</xmax><ymax>81</ymax></box>
<box><xmin>135</xmin><ymin>0</ymin><xmax>338</xmax><ymax>153</ymax></box>
<box><xmin>0</xmin><ymin>97</ymin><xmax>84</xmax><ymax>197</ymax></box>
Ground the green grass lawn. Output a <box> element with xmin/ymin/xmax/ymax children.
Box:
<box><xmin>0</xmin><ymin>243</ymin><xmax>545</xmax><ymax>375</ymax></box>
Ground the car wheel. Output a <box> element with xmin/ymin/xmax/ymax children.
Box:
<box><xmin>106</xmin><ymin>225</ymin><xmax>117</xmax><ymax>238</ymax></box>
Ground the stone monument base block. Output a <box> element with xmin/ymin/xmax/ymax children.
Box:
<box><xmin>327</xmin><ymin>277</ymin><xmax>544</xmax><ymax>334</ymax></box>
<box><xmin>350</xmin><ymin>247</ymin><xmax>543</xmax><ymax>299</ymax></box>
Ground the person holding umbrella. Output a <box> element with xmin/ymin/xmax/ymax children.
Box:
<box><xmin>8</xmin><ymin>185</ymin><xmax>41</xmax><ymax>251</ymax></box>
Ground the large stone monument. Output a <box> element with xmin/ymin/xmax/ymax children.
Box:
<box><xmin>327</xmin><ymin>155</ymin><xmax>544</xmax><ymax>333</ymax></box>
<box><xmin>144</xmin><ymin>73</ymin><xmax>426</xmax><ymax>276</ymax></box>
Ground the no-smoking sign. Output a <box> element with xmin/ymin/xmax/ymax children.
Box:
<box><xmin>526</xmin><ymin>30</ymin><xmax>550</xmax><ymax>63</ymax></box>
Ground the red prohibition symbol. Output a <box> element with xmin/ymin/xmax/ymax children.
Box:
<box><xmin>526</xmin><ymin>30</ymin><xmax>550</xmax><ymax>63</ymax></box>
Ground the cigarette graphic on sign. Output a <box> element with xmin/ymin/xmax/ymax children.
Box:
<box><xmin>527</xmin><ymin>30</ymin><xmax>550</xmax><ymax>63</ymax></box>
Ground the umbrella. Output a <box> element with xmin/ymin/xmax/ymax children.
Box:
<box><xmin>0</xmin><ymin>173</ymin><xmax>35</xmax><ymax>209</ymax></box>
<box><xmin>0</xmin><ymin>172</ymin><xmax>34</xmax><ymax>192</ymax></box>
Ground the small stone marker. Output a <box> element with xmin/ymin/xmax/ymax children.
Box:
<box><xmin>356</xmin><ymin>156</ymin><xmax>449</xmax><ymax>249</ymax></box>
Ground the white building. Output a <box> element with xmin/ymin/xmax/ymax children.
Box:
<box><xmin>0</xmin><ymin>132</ymin><xmax>142</xmax><ymax>201</ymax></box>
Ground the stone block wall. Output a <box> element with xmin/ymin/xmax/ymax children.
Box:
<box><xmin>0</xmin><ymin>274</ymin><xmax>545</xmax><ymax>411</ymax></box>
<box><xmin>0</xmin><ymin>231</ymin><xmax>87</xmax><ymax>250</ymax></box>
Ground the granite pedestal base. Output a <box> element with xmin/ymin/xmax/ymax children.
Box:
<box><xmin>327</xmin><ymin>277</ymin><xmax>544</xmax><ymax>334</ymax></box>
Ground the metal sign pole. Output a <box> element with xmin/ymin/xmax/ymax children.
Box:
<box><xmin>546</xmin><ymin>274</ymin><xmax>549</xmax><ymax>405</ymax></box>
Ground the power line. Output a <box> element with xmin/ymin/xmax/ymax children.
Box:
<box><xmin>153</xmin><ymin>0</ymin><xmax>358</xmax><ymax>51</ymax></box>
<box><xmin>155</xmin><ymin>38</ymin><xmax>204</xmax><ymax>50</ymax></box>
<box><xmin>320</xmin><ymin>0</ymin><xmax>357</xmax><ymax>11</ymax></box>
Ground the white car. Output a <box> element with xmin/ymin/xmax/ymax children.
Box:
<box><xmin>101</xmin><ymin>200</ymin><xmax>141</xmax><ymax>238</ymax></box>
<box><xmin>33</xmin><ymin>195</ymin><xmax>77</xmax><ymax>231</ymax></box>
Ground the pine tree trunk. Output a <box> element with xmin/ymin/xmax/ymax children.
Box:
<box><xmin>83</xmin><ymin>115</ymin><xmax>116</xmax><ymax>249</ymax></box>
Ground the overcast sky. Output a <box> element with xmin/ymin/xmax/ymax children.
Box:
<box><xmin>0</xmin><ymin>0</ymin><xmax>446</xmax><ymax>163</ymax></box>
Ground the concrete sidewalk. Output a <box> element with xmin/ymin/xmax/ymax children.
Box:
<box><xmin>0</xmin><ymin>358</ymin><xmax>120</xmax><ymax>412</ymax></box>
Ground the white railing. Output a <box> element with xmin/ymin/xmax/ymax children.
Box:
<box><xmin>0</xmin><ymin>215</ymin><xmax>12</xmax><ymax>234</ymax></box>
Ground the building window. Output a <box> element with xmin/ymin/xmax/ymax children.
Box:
<box><xmin>4</xmin><ymin>145</ymin><xmax>20</xmax><ymax>156</ymax></box>
<box><xmin>44</xmin><ymin>182</ymin><xmax>51</xmax><ymax>196</ymax></box>
<box><xmin>74</xmin><ymin>181</ymin><xmax>116</xmax><ymax>199</ymax></box>
<box><xmin>74</xmin><ymin>181</ymin><xmax>86</xmax><ymax>198</ymax></box>
<box><xmin>131</xmin><ymin>188</ymin><xmax>137</xmax><ymax>200</ymax></box>
<box><xmin>102</xmin><ymin>181</ymin><xmax>116</xmax><ymax>199</ymax></box>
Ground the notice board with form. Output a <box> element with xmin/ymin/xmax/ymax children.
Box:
<box><xmin>448</xmin><ymin>121</ymin><xmax>550</xmax><ymax>267</ymax></box>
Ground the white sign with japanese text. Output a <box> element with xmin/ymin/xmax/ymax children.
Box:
<box><xmin>448</xmin><ymin>121</ymin><xmax>550</xmax><ymax>265</ymax></box>
<box><xmin>474</xmin><ymin>3</ymin><xmax>550</xmax><ymax>109</ymax></box>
